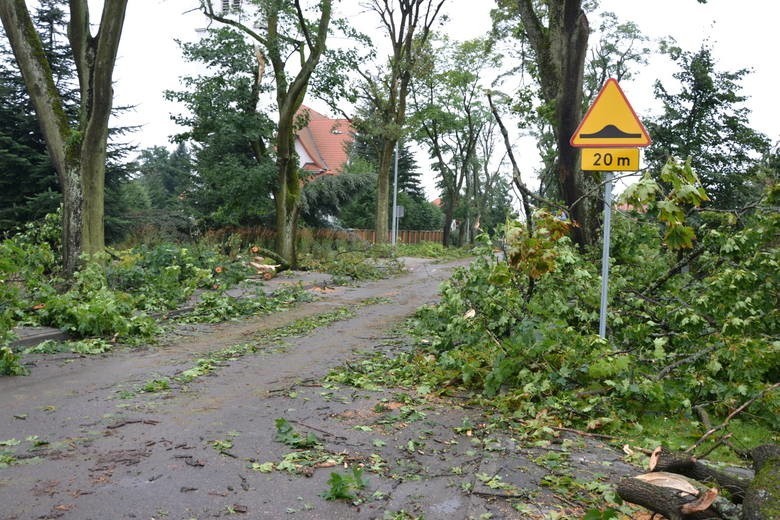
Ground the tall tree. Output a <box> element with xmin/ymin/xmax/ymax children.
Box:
<box><xmin>0</xmin><ymin>1</ymin><xmax>73</xmax><ymax>233</ymax></box>
<box><xmin>646</xmin><ymin>45</ymin><xmax>769</xmax><ymax>209</ymax></box>
<box><xmin>167</xmin><ymin>27</ymin><xmax>277</xmax><ymax>228</ymax></box>
<box><xmin>492</xmin><ymin>0</ymin><xmax>591</xmax><ymax>246</ymax></box>
<box><xmin>353</xmin><ymin>0</ymin><xmax>445</xmax><ymax>244</ymax></box>
<box><xmin>0</xmin><ymin>0</ymin><xmax>128</xmax><ymax>274</ymax></box>
<box><xmin>201</xmin><ymin>0</ymin><xmax>332</xmax><ymax>266</ymax></box>
<box><xmin>411</xmin><ymin>36</ymin><xmax>494</xmax><ymax>246</ymax></box>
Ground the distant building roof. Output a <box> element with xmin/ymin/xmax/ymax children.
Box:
<box><xmin>295</xmin><ymin>106</ymin><xmax>353</xmax><ymax>175</ymax></box>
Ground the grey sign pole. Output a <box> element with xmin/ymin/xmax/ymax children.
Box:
<box><xmin>598</xmin><ymin>171</ymin><xmax>614</xmax><ymax>339</ymax></box>
<box><xmin>391</xmin><ymin>141</ymin><xmax>399</xmax><ymax>246</ymax></box>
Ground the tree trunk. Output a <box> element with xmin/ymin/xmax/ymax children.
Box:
<box><xmin>617</xmin><ymin>476</ymin><xmax>723</xmax><ymax>520</ymax></box>
<box><xmin>274</xmin><ymin>148</ymin><xmax>300</xmax><ymax>265</ymax></box>
<box><xmin>375</xmin><ymin>139</ymin><xmax>395</xmax><ymax>244</ymax></box>
<box><xmin>553</xmin><ymin>2</ymin><xmax>591</xmax><ymax>247</ymax></box>
<box><xmin>743</xmin><ymin>444</ymin><xmax>780</xmax><ymax>520</ymax></box>
<box><xmin>273</xmin><ymin>102</ymin><xmax>300</xmax><ymax>265</ymax></box>
<box><xmin>516</xmin><ymin>0</ymin><xmax>594</xmax><ymax>248</ymax></box>
<box><xmin>442</xmin><ymin>200</ymin><xmax>455</xmax><ymax>246</ymax></box>
<box><xmin>61</xmin><ymin>166</ymin><xmax>84</xmax><ymax>275</ymax></box>
<box><xmin>650</xmin><ymin>447</ymin><xmax>750</xmax><ymax>503</ymax></box>
<box><xmin>0</xmin><ymin>0</ymin><xmax>127</xmax><ymax>275</ymax></box>
<box><xmin>80</xmin><ymin>129</ymin><xmax>108</xmax><ymax>258</ymax></box>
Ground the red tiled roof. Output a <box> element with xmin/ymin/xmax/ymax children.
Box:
<box><xmin>296</xmin><ymin>106</ymin><xmax>353</xmax><ymax>174</ymax></box>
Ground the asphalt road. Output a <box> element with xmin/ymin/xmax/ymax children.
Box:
<box><xmin>0</xmin><ymin>258</ymin><xmax>636</xmax><ymax>519</ymax></box>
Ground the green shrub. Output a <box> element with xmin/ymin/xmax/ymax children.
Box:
<box><xmin>345</xmin><ymin>181</ymin><xmax>780</xmax><ymax>453</ymax></box>
<box><xmin>35</xmin><ymin>258</ymin><xmax>158</xmax><ymax>340</ymax></box>
<box><xmin>0</xmin><ymin>347</ymin><xmax>26</xmax><ymax>376</ymax></box>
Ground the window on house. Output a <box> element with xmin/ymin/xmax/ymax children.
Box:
<box><xmin>222</xmin><ymin>0</ymin><xmax>241</xmax><ymax>13</ymax></box>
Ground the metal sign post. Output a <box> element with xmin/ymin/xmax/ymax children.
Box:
<box><xmin>598</xmin><ymin>172</ymin><xmax>614</xmax><ymax>339</ymax></box>
<box><xmin>391</xmin><ymin>141</ymin><xmax>399</xmax><ymax>246</ymax></box>
<box><xmin>570</xmin><ymin>78</ymin><xmax>651</xmax><ymax>339</ymax></box>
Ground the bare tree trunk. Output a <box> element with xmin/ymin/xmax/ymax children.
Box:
<box><xmin>617</xmin><ymin>476</ymin><xmax>723</xmax><ymax>520</ymax></box>
<box><xmin>274</xmin><ymin>129</ymin><xmax>300</xmax><ymax>264</ymax></box>
<box><xmin>375</xmin><ymin>140</ymin><xmax>395</xmax><ymax>244</ymax></box>
<box><xmin>80</xmin><ymin>129</ymin><xmax>109</xmax><ymax>258</ymax></box>
<box><xmin>442</xmin><ymin>203</ymin><xmax>454</xmax><ymax>246</ymax></box>
<box><xmin>61</xmin><ymin>167</ymin><xmax>83</xmax><ymax>275</ymax></box>
<box><xmin>554</xmin><ymin>0</ymin><xmax>591</xmax><ymax>246</ymax></box>
<box><xmin>650</xmin><ymin>447</ymin><xmax>750</xmax><ymax>503</ymax></box>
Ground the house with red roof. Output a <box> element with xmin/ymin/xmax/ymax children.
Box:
<box><xmin>295</xmin><ymin>106</ymin><xmax>354</xmax><ymax>176</ymax></box>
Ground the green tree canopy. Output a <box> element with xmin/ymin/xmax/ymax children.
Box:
<box><xmin>646</xmin><ymin>45</ymin><xmax>770</xmax><ymax>209</ymax></box>
<box><xmin>166</xmin><ymin>27</ymin><xmax>277</xmax><ymax>228</ymax></box>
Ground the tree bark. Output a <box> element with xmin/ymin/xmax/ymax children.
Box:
<box><xmin>617</xmin><ymin>476</ymin><xmax>723</xmax><ymax>520</ymax></box>
<box><xmin>376</xmin><ymin>139</ymin><xmax>395</xmax><ymax>244</ymax></box>
<box><xmin>515</xmin><ymin>0</ymin><xmax>593</xmax><ymax>248</ymax></box>
<box><xmin>743</xmin><ymin>444</ymin><xmax>780</xmax><ymax>520</ymax></box>
<box><xmin>650</xmin><ymin>446</ymin><xmax>751</xmax><ymax>503</ymax></box>
<box><xmin>274</xmin><ymin>124</ymin><xmax>300</xmax><ymax>264</ymax></box>
<box><xmin>0</xmin><ymin>0</ymin><xmax>128</xmax><ymax>275</ymax></box>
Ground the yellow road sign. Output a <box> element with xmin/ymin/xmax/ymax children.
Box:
<box><xmin>581</xmin><ymin>148</ymin><xmax>640</xmax><ymax>171</ymax></box>
<box><xmin>571</xmin><ymin>79</ymin><xmax>651</xmax><ymax>148</ymax></box>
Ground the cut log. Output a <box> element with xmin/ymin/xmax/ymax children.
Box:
<box><xmin>248</xmin><ymin>260</ymin><xmax>280</xmax><ymax>278</ymax></box>
<box><xmin>649</xmin><ymin>446</ymin><xmax>751</xmax><ymax>503</ymax></box>
<box><xmin>743</xmin><ymin>444</ymin><xmax>780</xmax><ymax>520</ymax></box>
<box><xmin>634</xmin><ymin>472</ymin><xmax>721</xmax><ymax>513</ymax></box>
<box><xmin>617</xmin><ymin>475</ymin><xmax>722</xmax><ymax>520</ymax></box>
<box><xmin>681</xmin><ymin>488</ymin><xmax>720</xmax><ymax>514</ymax></box>
<box><xmin>635</xmin><ymin>471</ymin><xmax>702</xmax><ymax>497</ymax></box>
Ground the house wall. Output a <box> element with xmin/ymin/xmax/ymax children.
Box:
<box><xmin>295</xmin><ymin>140</ymin><xmax>313</xmax><ymax>169</ymax></box>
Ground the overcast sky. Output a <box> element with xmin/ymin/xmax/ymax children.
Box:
<box><xmin>112</xmin><ymin>0</ymin><xmax>780</xmax><ymax>164</ymax></box>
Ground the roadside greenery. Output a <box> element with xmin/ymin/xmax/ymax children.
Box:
<box><xmin>396</xmin><ymin>241</ymin><xmax>473</xmax><ymax>260</ymax></box>
<box><xmin>329</xmin><ymin>162</ymin><xmax>779</xmax><ymax>459</ymax></box>
<box><xmin>0</xmin><ymin>215</ymin><xmax>421</xmax><ymax>374</ymax></box>
<box><xmin>299</xmin><ymin>244</ymin><xmax>406</xmax><ymax>282</ymax></box>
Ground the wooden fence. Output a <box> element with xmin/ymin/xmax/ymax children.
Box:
<box><xmin>348</xmin><ymin>229</ymin><xmax>443</xmax><ymax>244</ymax></box>
<box><xmin>204</xmin><ymin>226</ymin><xmax>442</xmax><ymax>246</ymax></box>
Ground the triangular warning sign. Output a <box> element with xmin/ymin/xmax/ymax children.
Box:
<box><xmin>570</xmin><ymin>78</ymin><xmax>651</xmax><ymax>148</ymax></box>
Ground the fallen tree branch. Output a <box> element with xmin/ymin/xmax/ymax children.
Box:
<box><xmin>106</xmin><ymin>419</ymin><xmax>159</xmax><ymax>430</ymax></box>
<box><xmin>696</xmin><ymin>433</ymin><xmax>734</xmax><ymax>459</ymax></box>
<box><xmin>655</xmin><ymin>345</ymin><xmax>719</xmax><ymax>381</ymax></box>
<box><xmin>289</xmin><ymin>419</ymin><xmax>346</xmax><ymax>441</ymax></box>
<box><xmin>686</xmin><ymin>382</ymin><xmax>780</xmax><ymax>454</ymax></box>
<box><xmin>650</xmin><ymin>446</ymin><xmax>751</xmax><ymax>503</ymax></box>
<box><xmin>486</xmin><ymin>91</ymin><xmax>566</xmax><ymax>216</ymax></box>
<box><xmin>617</xmin><ymin>475</ymin><xmax>719</xmax><ymax>520</ymax></box>
<box><xmin>642</xmin><ymin>244</ymin><xmax>706</xmax><ymax>296</ymax></box>
<box><xmin>549</xmin><ymin>426</ymin><xmax>618</xmax><ymax>440</ymax></box>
